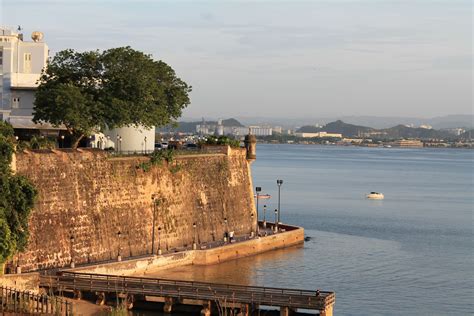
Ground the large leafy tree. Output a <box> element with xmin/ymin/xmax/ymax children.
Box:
<box><xmin>34</xmin><ymin>47</ymin><xmax>191</xmax><ymax>149</ymax></box>
<box><xmin>0</xmin><ymin>122</ymin><xmax>37</xmax><ymax>272</ymax></box>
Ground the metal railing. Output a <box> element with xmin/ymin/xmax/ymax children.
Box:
<box><xmin>41</xmin><ymin>271</ymin><xmax>335</xmax><ymax>311</ymax></box>
<box><xmin>0</xmin><ymin>286</ymin><xmax>73</xmax><ymax>315</ymax></box>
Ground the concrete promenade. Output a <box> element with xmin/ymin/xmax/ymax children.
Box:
<box><xmin>70</xmin><ymin>222</ymin><xmax>305</xmax><ymax>276</ymax></box>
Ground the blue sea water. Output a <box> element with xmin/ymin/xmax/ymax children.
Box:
<box><xmin>139</xmin><ymin>145</ymin><xmax>474</xmax><ymax>315</ymax></box>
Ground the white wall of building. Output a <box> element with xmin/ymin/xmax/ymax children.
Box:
<box><xmin>0</xmin><ymin>28</ymin><xmax>48</xmax><ymax>120</ymax></box>
<box><xmin>104</xmin><ymin>125</ymin><xmax>156</xmax><ymax>152</ymax></box>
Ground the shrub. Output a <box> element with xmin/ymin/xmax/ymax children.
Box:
<box><xmin>0</xmin><ymin>122</ymin><xmax>37</xmax><ymax>271</ymax></box>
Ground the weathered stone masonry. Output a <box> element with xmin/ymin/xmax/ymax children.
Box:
<box><xmin>14</xmin><ymin>147</ymin><xmax>256</xmax><ymax>272</ymax></box>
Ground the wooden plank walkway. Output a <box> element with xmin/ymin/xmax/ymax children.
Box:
<box><xmin>40</xmin><ymin>271</ymin><xmax>335</xmax><ymax>312</ymax></box>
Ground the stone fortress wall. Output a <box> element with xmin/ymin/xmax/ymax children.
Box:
<box><xmin>13</xmin><ymin>147</ymin><xmax>256</xmax><ymax>272</ymax></box>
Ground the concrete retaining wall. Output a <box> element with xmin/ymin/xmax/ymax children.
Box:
<box><xmin>72</xmin><ymin>226</ymin><xmax>305</xmax><ymax>276</ymax></box>
<box><xmin>0</xmin><ymin>273</ymin><xmax>40</xmax><ymax>293</ymax></box>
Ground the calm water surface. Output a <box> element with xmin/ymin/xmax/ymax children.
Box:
<box><xmin>138</xmin><ymin>145</ymin><xmax>473</xmax><ymax>315</ymax></box>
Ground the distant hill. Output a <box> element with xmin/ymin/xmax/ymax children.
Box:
<box><xmin>379</xmin><ymin>125</ymin><xmax>452</xmax><ymax>140</ymax></box>
<box><xmin>232</xmin><ymin>114</ymin><xmax>474</xmax><ymax>130</ymax></box>
<box><xmin>157</xmin><ymin>118</ymin><xmax>244</xmax><ymax>133</ymax></box>
<box><xmin>323</xmin><ymin>120</ymin><xmax>373</xmax><ymax>137</ymax></box>
<box><xmin>297</xmin><ymin>120</ymin><xmax>457</xmax><ymax>139</ymax></box>
<box><xmin>426</xmin><ymin>115</ymin><xmax>474</xmax><ymax>129</ymax></box>
<box><xmin>297</xmin><ymin>120</ymin><xmax>373</xmax><ymax>137</ymax></box>
<box><xmin>296</xmin><ymin>125</ymin><xmax>321</xmax><ymax>133</ymax></box>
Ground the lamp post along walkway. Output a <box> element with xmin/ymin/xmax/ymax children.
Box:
<box><xmin>277</xmin><ymin>179</ymin><xmax>283</xmax><ymax>224</ymax></box>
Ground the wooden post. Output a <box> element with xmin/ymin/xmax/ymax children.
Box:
<box><xmin>200</xmin><ymin>301</ymin><xmax>212</xmax><ymax>316</ymax></box>
<box><xmin>73</xmin><ymin>289</ymin><xmax>82</xmax><ymax>300</ymax></box>
<box><xmin>320</xmin><ymin>303</ymin><xmax>334</xmax><ymax>316</ymax></box>
<box><xmin>163</xmin><ymin>297</ymin><xmax>174</xmax><ymax>313</ymax></box>
<box><xmin>95</xmin><ymin>292</ymin><xmax>106</xmax><ymax>305</ymax></box>
<box><xmin>280</xmin><ymin>306</ymin><xmax>296</xmax><ymax>316</ymax></box>
<box><xmin>237</xmin><ymin>303</ymin><xmax>249</xmax><ymax>316</ymax></box>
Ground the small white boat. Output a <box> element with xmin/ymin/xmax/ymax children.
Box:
<box><xmin>366</xmin><ymin>192</ymin><xmax>384</xmax><ymax>199</ymax></box>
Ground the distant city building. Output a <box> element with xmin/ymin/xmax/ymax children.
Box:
<box><xmin>0</xmin><ymin>27</ymin><xmax>50</xmax><ymax>128</ymax></box>
<box><xmin>419</xmin><ymin>124</ymin><xmax>433</xmax><ymax>129</ymax></box>
<box><xmin>443</xmin><ymin>128</ymin><xmax>465</xmax><ymax>136</ymax></box>
<box><xmin>195</xmin><ymin>124</ymin><xmax>273</xmax><ymax>137</ymax></box>
<box><xmin>392</xmin><ymin>139</ymin><xmax>424</xmax><ymax>148</ymax></box>
<box><xmin>295</xmin><ymin>131</ymin><xmax>342</xmax><ymax>138</ymax></box>
<box><xmin>340</xmin><ymin>138</ymin><xmax>364</xmax><ymax>144</ymax></box>
<box><xmin>248</xmin><ymin>126</ymin><xmax>272</xmax><ymax>136</ymax></box>
<box><xmin>273</xmin><ymin>126</ymin><xmax>282</xmax><ymax>134</ymax></box>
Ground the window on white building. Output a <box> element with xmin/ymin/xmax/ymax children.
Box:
<box><xmin>24</xmin><ymin>53</ymin><xmax>32</xmax><ymax>73</ymax></box>
<box><xmin>12</xmin><ymin>97</ymin><xmax>20</xmax><ymax>109</ymax></box>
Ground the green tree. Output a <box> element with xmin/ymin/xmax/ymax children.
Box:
<box><xmin>33</xmin><ymin>47</ymin><xmax>191</xmax><ymax>149</ymax></box>
<box><xmin>0</xmin><ymin>122</ymin><xmax>37</xmax><ymax>272</ymax></box>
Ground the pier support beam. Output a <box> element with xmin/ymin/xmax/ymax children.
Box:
<box><xmin>280</xmin><ymin>306</ymin><xmax>295</xmax><ymax>316</ymax></box>
<box><xmin>95</xmin><ymin>292</ymin><xmax>106</xmax><ymax>305</ymax></box>
<box><xmin>123</xmin><ymin>294</ymin><xmax>134</xmax><ymax>310</ymax></box>
<box><xmin>200</xmin><ymin>301</ymin><xmax>212</xmax><ymax>316</ymax></box>
<box><xmin>73</xmin><ymin>289</ymin><xmax>82</xmax><ymax>300</ymax></box>
<box><xmin>320</xmin><ymin>303</ymin><xmax>334</xmax><ymax>316</ymax></box>
<box><xmin>237</xmin><ymin>303</ymin><xmax>250</xmax><ymax>316</ymax></box>
<box><xmin>163</xmin><ymin>297</ymin><xmax>174</xmax><ymax>313</ymax></box>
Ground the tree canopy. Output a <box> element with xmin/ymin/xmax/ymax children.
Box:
<box><xmin>33</xmin><ymin>47</ymin><xmax>192</xmax><ymax>148</ymax></box>
<box><xmin>0</xmin><ymin>122</ymin><xmax>37</xmax><ymax>271</ymax></box>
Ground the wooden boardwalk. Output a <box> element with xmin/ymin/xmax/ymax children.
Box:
<box><xmin>40</xmin><ymin>271</ymin><xmax>335</xmax><ymax>315</ymax></box>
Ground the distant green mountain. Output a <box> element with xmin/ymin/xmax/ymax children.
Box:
<box><xmin>297</xmin><ymin>120</ymin><xmax>457</xmax><ymax>139</ymax></box>
<box><xmin>297</xmin><ymin>120</ymin><xmax>373</xmax><ymax>137</ymax></box>
<box><xmin>323</xmin><ymin>120</ymin><xmax>373</xmax><ymax>137</ymax></box>
<box><xmin>296</xmin><ymin>125</ymin><xmax>321</xmax><ymax>133</ymax></box>
<box><xmin>379</xmin><ymin>125</ymin><xmax>450</xmax><ymax>139</ymax></box>
<box><xmin>157</xmin><ymin>118</ymin><xmax>244</xmax><ymax>133</ymax></box>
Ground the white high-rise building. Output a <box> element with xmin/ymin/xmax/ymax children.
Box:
<box><xmin>0</xmin><ymin>27</ymin><xmax>48</xmax><ymax>125</ymax></box>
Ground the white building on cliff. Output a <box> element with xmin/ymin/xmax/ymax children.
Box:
<box><xmin>0</xmin><ymin>26</ymin><xmax>153</xmax><ymax>150</ymax></box>
<box><xmin>0</xmin><ymin>27</ymin><xmax>48</xmax><ymax>125</ymax></box>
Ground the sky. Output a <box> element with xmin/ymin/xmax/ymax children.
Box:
<box><xmin>1</xmin><ymin>0</ymin><xmax>472</xmax><ymax>120</ymax></box>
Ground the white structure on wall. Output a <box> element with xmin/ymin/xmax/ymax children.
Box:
<box><xmin>104</xmin><ymin>125</ymin><xmax>155</xmax><ymax>152</ymax></box>
<box><xmin>0</xmin><ymin>27</ymin><xmax>48</xmax><ymax>127</ymax></box>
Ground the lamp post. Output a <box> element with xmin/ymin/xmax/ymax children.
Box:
<box><xmin>60</xmin><ymin>135</ymin><xmax>65</xmax><ymax>148</ymax></box>
<box><xmin>277</xmin><ymin>179</ymin><xmax>283</xmax><ymax>224</ymax></box>
<box><xmin>255</xmin><ymin>187</ymin><xmax>261</xmax><ymax>235</ymax></box>
<box><xmin>192</xmin><ymin>222</ymin><xmax>197</xmax><ymax>250</ymax></box>
<box><xmin>263</xmin><ymin>205</ymin><xmax>267</xmax><ymax>228</ymax></box>
<box><xmin>117</xmin><ymin>231</ymin><xmax>122</xmax><ymax>261</ymax></box>
<box><xmin>144</xmin><ymin>136</ymin><xmax>147</xmax><ymax>154</ymax></box>
<box><xmin>106</xmin><ymin>135</ymin><xmax>110</xmax><ymax>148</ymax></box>
<box><xmin>119</xmin><ymin>136</ymin><xmax>122</xmax><ymax>153</ymax></box>
<box><xmin>224</xmin><ymin>217</ymin><xmax>228</xmax><ymax>243</ymax></box>
<box><xmin>70</xmin><ymin>235</ymin><xmax>75</xmax><ymax>268</ymax></box>
<box><xmin>158</xmin><ymin>227</ymin><xmax>162</xmax><ymax>255</ymax></box>
<box><xmin>251</xmin><ymin>213</ymin><xmax>257</xmax><ymax>237</ymax></box>
<box><xmin>274</xmin><ymin>209</ymin><xmax>278</xmax><ymax>233</ymax></box>
<box><xmin>16</xmin><ymin>253</ymin><xmax>21</xmax><ymax>274</ymax></box>
<box><xmin>151</xmin><ymin>194</ymin><xmax>159</xmax><ymax>254</ymax></box>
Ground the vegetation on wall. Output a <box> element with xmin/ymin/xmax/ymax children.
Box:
<box><xmin>33</xmin><ymin>47</ymin><xmax>192</xmax><ymax>149</ymax></box>
<box><xmin>0</xmin><ymin>122</ymin><xmax>37</xmax><ymax>272</ymax></box>
<box><xmin>17</xmin><ymin>136</ymin><xmax>57</xmax><ymax>151</ymax></box>
<box><xmin>137</xmin><ymin>149</ymin><xmax>175</xmax><ymax>172</ymax></box>
<box><xmin>201</xmin><ymin>135</ymin><xmax>241</xmax><ymax>148</ymax></box>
